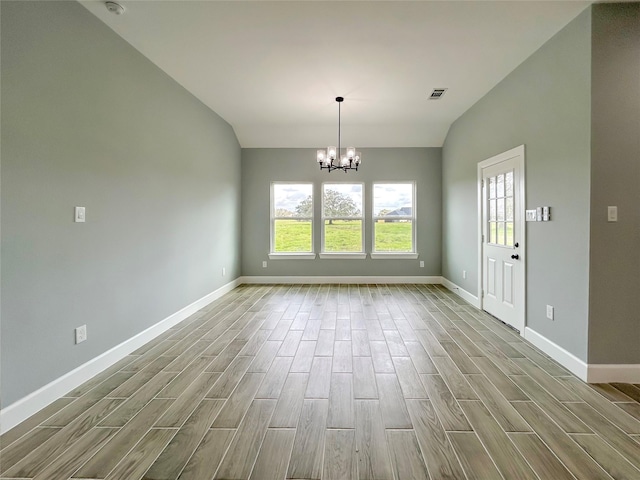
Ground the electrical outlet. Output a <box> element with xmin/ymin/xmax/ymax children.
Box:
<box><xmin>419</xmin><ymin>261</ymin><xmax>424</xmax><ymax>268</ymax></box>
<box><xmin>262</xmin><ymin>261</ymin><xmax>267</xmax><ymax>268</ymax></box>
<box><xmin>222</xmin><ymin>267</ymin><xmax>226</xmax><ymax>276</ymax></box>
<box><xmin>75</xmin><ymin>324</ymin><xmax>87</xmax><ymax>344</ymax></box>
<box><xmin>463</xmin><ymin>270</ymin><xmax>467</xmax><ymax>279</ymax></box>
<box><xmin>546</xmin><ymin>305</ymin><xmax>554</xmax><ymax>320</ymax></box>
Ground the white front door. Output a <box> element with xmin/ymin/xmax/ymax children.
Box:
<box><xmin>479</xmin><ymin>146</ymin><xmax>525</xmax><ymax>333</ymax></box>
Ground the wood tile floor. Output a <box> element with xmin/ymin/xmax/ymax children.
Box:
<box><xmin>2</xmin><ymin>284</ymin><xmax>640</xmax><ymax>480</ymax></box>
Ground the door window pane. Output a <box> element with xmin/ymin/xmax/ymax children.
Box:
<box><xmin>505</xmin><ymin>171</ymin><xmax>513</xmax><ymax>197</ymax></box>
<box><xmin>497</xmin><ymin>222</ymin><xmax>505</xmax><ymax>246</ymax></box>
<box><xmin>497</xmin><ymin>198</ymin><xmax>505</xmax><ymax>222</ymax></box>
<box><xmin>506</xmin><ymin>222</ymin><xmax>514</xmax><ymax>246</ymax></box>
<box><xmin>487</xmin><ymin>169</ymin><xmax>515</xmax><ymax>248</ymax></box>
<box><xmin>506</xmin><ymin>197</ymin><xmax>514</xmax><ymax>221</ymax></box>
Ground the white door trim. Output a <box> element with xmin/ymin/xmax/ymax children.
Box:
<box><xmin>477</xmin><ymin>145</ymin><xmax>526</xmax><ymax>335</ymax></box>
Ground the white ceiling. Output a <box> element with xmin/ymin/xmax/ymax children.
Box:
<box><xmin>81</xmin><ymin>1</ymin><xmax>590</xmax><ymax>148</ymax></box>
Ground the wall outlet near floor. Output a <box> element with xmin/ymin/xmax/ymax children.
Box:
<box><xmin>222</xmin><ymin>267</ymin><xmax>226</xmax><ymax>276</ymax></box>
<box><xmin>75</xmin><ymin>324</ymin><xmax>87</xmax><ymax>344</ymax></box>
<box><xmin>262</xmin><ymin>261</ymin><xmax>267</xmax><ymax>268</ymax></box>
<box><xmin>419</xmin><ymin>261</ymin><xmax>424</xmax><ymax>268</ymax></box>
<box><xmin>546</xmin><ymin>305</ymin><xmax>554</xmax><ymax>320</ymax></box>
<box><xmin>463</xmin><ymin>270</ymin><xmax>467</xmax><ymax>279</ymax></box>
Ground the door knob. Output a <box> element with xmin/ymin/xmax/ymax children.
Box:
<box><xmin>514</xmin><ymin>242</ymin><xmax>519</xmax><ymax>248</ymax></box>
<box><xmin>511</xmin><ymin>254</ymin><xmax>519</xmax><ymax>260</ymax></box>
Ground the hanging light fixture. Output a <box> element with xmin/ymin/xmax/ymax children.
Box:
<box><xmin>316</xmin><ymin>97</ymin><xmax>362</xmax><ymax>172</ymax></box>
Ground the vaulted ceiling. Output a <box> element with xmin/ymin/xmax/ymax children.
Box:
<box><xmin>81</xmin><ymin>1</ymin><xmax>590</xmax><ymax>148</ymax></box>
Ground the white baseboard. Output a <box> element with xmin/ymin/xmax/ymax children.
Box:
<box><xmin>586</xmin><ymin>364</ymin><xmax>640</xmax><ymax>383</ymax></box>
<box><xmin>523</xmin><ymin>327</ymin><xmax>640</xmax><ymax>383</ymax></box>
<box><xmin>0</xmin><ymin>278</ymin><xmax>241</xmax><ymax>434</ymax></box>
<box><xmin>440</xmin><ymin>277</ymin><xmax>481</xmax><ymax>308</ymax></box>
<box><xmin>524</xmin><ymin>327</ymin><xmax>589</xmax><ymax>381</ymax></box>
<box><xmin>240</xmin><ymin>275</ymin><xmax>443</xmax><ymax>284</ymax></box>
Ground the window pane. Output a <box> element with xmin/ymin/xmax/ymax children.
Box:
<box><xmin>324</xmin><ymin>220</ymin><xmax>362</xmax><ymax>252</ymax></box>
<box><xmin>506</xmin><ymin>197</ymin><xmax>513</xmax><ymax>221</ymax></box>
<box><xmin>497</xmin><ymin>198</ymin><xmax>505</xmax><ymax>221</ymax></box>
<box><xmin>274</xmin><ymin>219</ymin><xmax>312</xmax><ymax>252</ymax></box>
<box><xmin>506</xmin><ymin>222</ymin><xmax>514</xmax><ymax>246</ymax></box>
<box><xmin>489</xmin><ymin>177</ymin><xmax>496</xmax><ymax>199</ymax></box>
<box><xmin>273</xmin><ymin>184</ymin><xmax>312</xmax><ymax>218</ymax></box>
<box><xmin>505</xmin><ymin>171</ymin><xmax>513</xmax><ymax>197</ymax></box>
<box><xmin>490</xmin><ymin>199</ymin><xmax>497</xmax><ymax>221</ymax></box>
<box><xmin>490</xmin><ymin>222</ymin><xmax>497</xmax><ymax>244</ymax></box>
<box><xmin>373</xmin><ymin>183</ymin><xmax>414</xmax><ymax>253</ymax></box>
<box><xmin>497</xmin><ymin>174</ymin><xmax>505</xmax><ymax>198</ymax></box>
<box><xmin>373</xmin><ymin>183</ymin><xmax>413</xmax><ymax>216</ymax></box>
<box><xmin>497</xmin><ymin>222</ymin><xmax>505</xmax><ymax>245</ymax></box>
<box><xmin>323</xmin><ymin>184</ymin><xmax>362</xmax><ymax>218</ymax></box>
<box><xmin>374</xmin><ymin>221</ymin><xmax>413</xmax><ymax>252</ymax></box>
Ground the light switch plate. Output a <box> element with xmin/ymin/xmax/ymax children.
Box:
<box><xmin>526</xmin><ymin>210</ymin><xmax>537</xmax><ymax>222</ymax></box>
<box><xmin>74</xmin><ymin>206</ymin><xmax>86</xmax><ymax>223</ymax></box>
<box><xmin>542</xmin><ymin>206</ymin><xmax>551</xmax><ymax>221</ymax></box>
<box><xmin>536</xmin><ymin>207</ymin><xmax>543</xmax><ymax>222</ymax></box>
<box><xmin>608</xmin><ymin>206</ymin><xmax>617</xmax><ymax>222</ymax></box>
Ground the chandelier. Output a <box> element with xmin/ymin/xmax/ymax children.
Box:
<box><xmin>316</xmin><ymin>97</ymin><xmax>362</xmax><ymax>172</ymax></box>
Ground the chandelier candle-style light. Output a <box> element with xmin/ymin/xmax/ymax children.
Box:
<box><xmin>316</xmin><ymin>97</ymin><xmax>362</xmax><ymax>173</ymax></box>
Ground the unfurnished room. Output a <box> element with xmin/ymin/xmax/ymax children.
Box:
<box><xmin>1</xmin><ymin>1</ymin><xmax>639</xmax><ymax>479</ymax></box>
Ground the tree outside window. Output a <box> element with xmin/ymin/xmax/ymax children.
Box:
<box><xmin>322</xmin><ymin>183</ymin><xmax>363</xmax><ymax>252</ymax></box>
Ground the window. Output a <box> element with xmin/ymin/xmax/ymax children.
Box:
<box><xmin>372</xmin><ymin>182</ymin><xmax>416</xmax><ymax>254</ymax></box>
<box><xmin>487</xmin><ymin>171</ymin><xmax>514</xmax><ymax>247</ymax></box>
<box><xmin>270</xmin><ymin>183</ymin><xmax>314</xmax><ymax>257</ymax></box>
<box><xmin>322</xmin><ymin>183</ymin><xmax>364</xmax><ymax>255</ymax></box>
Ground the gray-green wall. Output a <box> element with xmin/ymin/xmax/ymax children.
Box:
<box><xmin>242</xmin><ymin>148</ymin><xmax>442</xmax><ymax>277</ymax></box>
<box><xmin>588</xmin><ymin>3</ymin><xmax>640</xmax><ymax>364</ymax></box>
<box><xmin>1</xmin><ymin>1</ymin><xmax>241</xmax><ymax>406</ymax></box>
<box><xmin>442</xmin><ymin>9</ymin><xmax>592</xmax><ymax>361</ymax></box>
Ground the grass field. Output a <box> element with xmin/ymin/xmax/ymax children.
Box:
<box><xmin>274</xmin><ymin>220</ymin><xmax>312</xmax><ymax>252</ymax></box>
<box><xmin>274</xmin><ymin>219</ymin><xmax>413</xmax><ymax>252</ymax></box>
<box><xmin>374</xmin><ymin>222</ymin><xmax>413</xmax><ymax>252</ymax></box>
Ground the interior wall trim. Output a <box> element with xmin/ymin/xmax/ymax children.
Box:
<box><xmin>239</xmin><ymin>275</ymin><xmax>443</xmax><ymax>284</ymax></box>
<box><xmin>586</xmin><ymin>364</ymin><xmax>640</xmax><ymax>383</ymax></box>
<box><xmin>524</xmin><ymin>326</ymin><xmax>589</xmax><ymax>380</ymax></box>
<box><xmin>440</xmin><ymin>277</ymin><xmax>481</xmax><ymax>308</ymax></box>
<box><xmin>0</xmin><ymin>278</ymin><xmax>242</xmax><ymax>434</ymax></box>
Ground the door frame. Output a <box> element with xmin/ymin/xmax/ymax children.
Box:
<box><xmin>477</xmin><ymin>145</ymin><xmax>526</xmax><ymax>335</ymax></box>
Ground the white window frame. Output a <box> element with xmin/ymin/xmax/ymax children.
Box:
<box><xmin>320</xmin><ymin>182</ymin><xmax>366</xmax><ymax>259</ymax></box>
<box><xmin>371</xmin><ymin>181</ymin><xmax>418</xmax><ymax>259</ymax></box>
<box><xmin>269</xmin><ymin>182</ymin><xmax>316</xmax><ymax>260</ymax></box>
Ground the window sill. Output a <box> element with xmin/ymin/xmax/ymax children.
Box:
<box><xmin>370</xmin><ymin>253</ymin><xmax>419</xmax><ymax>259</ymax></box>
<box><xmin>319</xmin><ymin>253</ymin><xmax>367</xmax><ymax>260</ymax></box>
<box><xmin>268</xmin><ymin>253</ymin><xmax>317</xmax><ymax>260</ymax></box>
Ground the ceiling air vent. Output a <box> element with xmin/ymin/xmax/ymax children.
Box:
<box><xmin>429</xmin><ymin>88</ymin><xmax>447</xmax><ymax>99</ymax></box>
